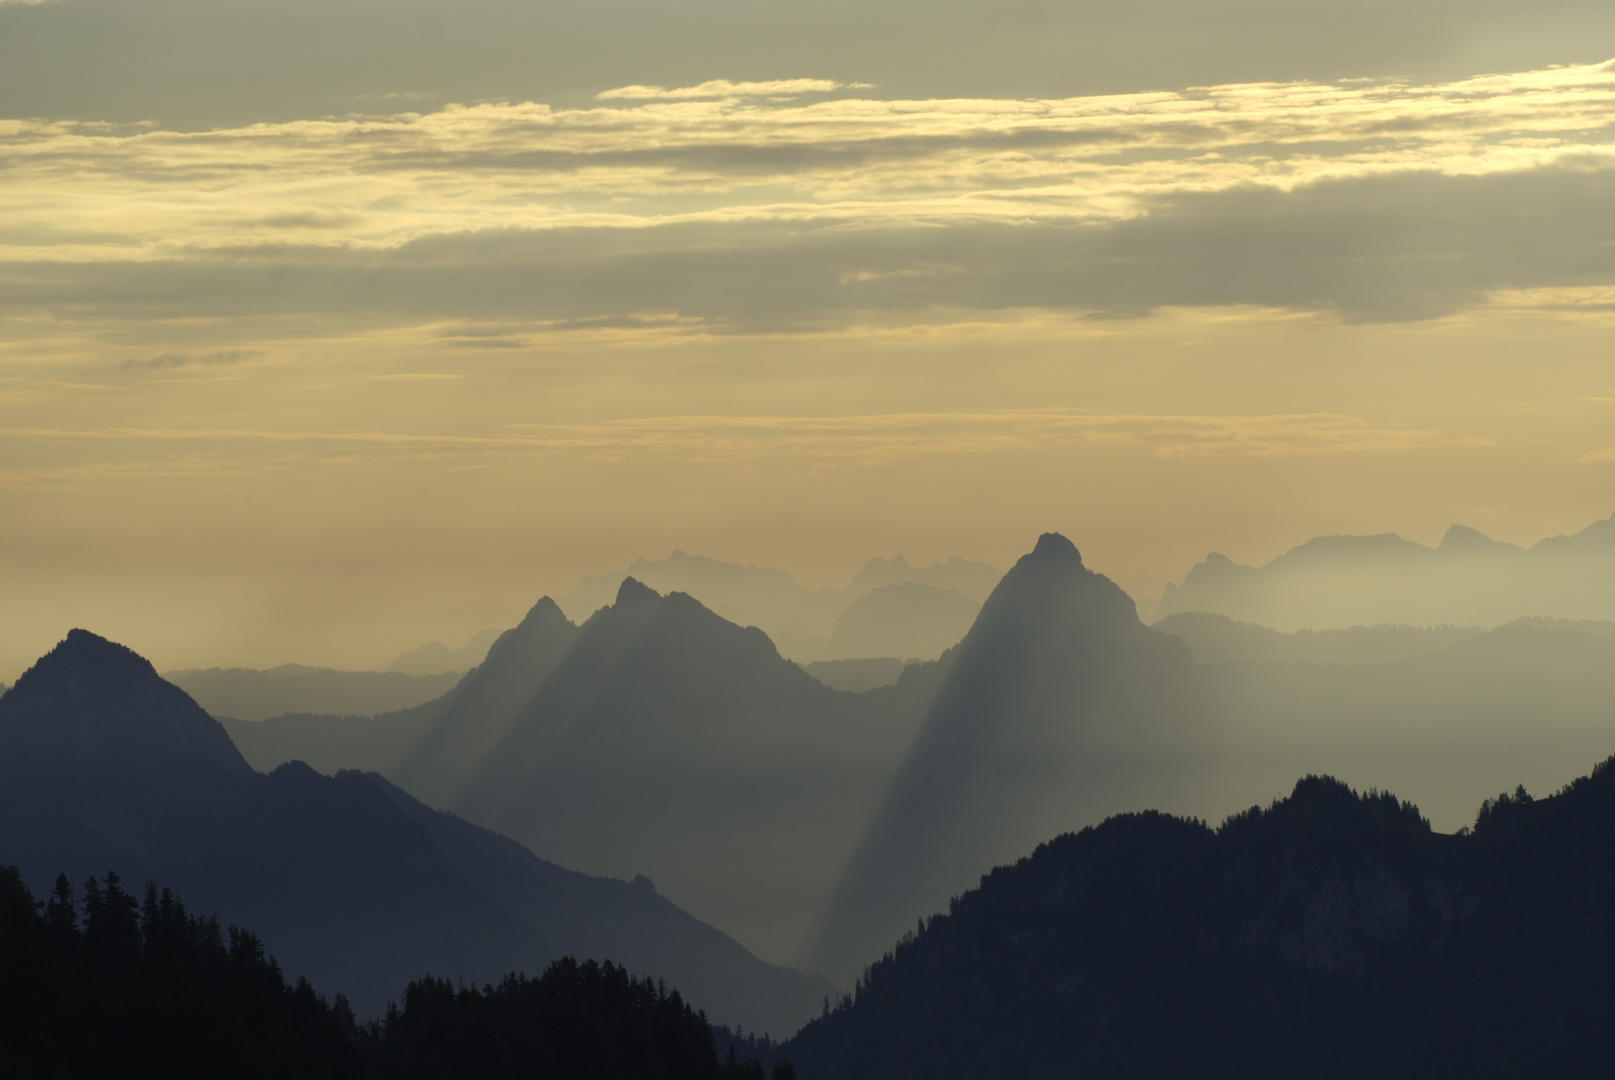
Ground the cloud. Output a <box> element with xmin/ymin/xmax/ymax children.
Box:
<box><xmin>2</xmin><ymin>59</ymin><xmax>1614</xmax><ymax>326</ymax></box>
<box><xmin>119</xmin><ymin>348</ymin><xmax>265</xmax><ymax>371</ymax></box>
<box><xmin>595</xmin><ymin>78</ymin><xmax>866</xmax><ymax>101</ymax></box>
<box><xmin>0</xmin><ymin>409</ymin><xmax>1449</xmax><ymax>472</ymax></box>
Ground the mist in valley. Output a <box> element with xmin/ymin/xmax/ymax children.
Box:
<box><xmin>7</xmin><ymin>1</ymin><xmax>1615</xmax><ymax>1068</ymax></box>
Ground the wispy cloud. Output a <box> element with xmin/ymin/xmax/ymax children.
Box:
<box><xmin>0</xmin><ymin>411</ymin><xmax>1452</xmax><ymax>486</ymax></box>
<box><xmin>118</xmin><ymin>348</ymin><xmax>265</xmax><ymax>371</ymax></box>
<box><xmin>2</xmin><ymin>60</ymin><xmax>1613</xmax><ymax>324</ymax></box>
<box><xmin>595</xmin><ymin>78</ymin><xmax>867</xmax><ymax>101</ymax></box>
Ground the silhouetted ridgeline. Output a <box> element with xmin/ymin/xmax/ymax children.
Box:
<box><xmin>559</xmin><ymin>549</ymin><xmax>999</xmax><ymax>663</ymax></box>
<box><xmin>229</xmin><ymin>584</ymin><xmax>944</xmax><ymax>967</ymax></box>
<box><xmin>0</xmin><ymin>629</ymin><xmax>831</xmax><ymax>1034</ymax></box>
<box><xmin>785</xmin><ymin>761</ymin><xmax>1615</xmax><ymax>1079</ymax></box>
<box><xmin>1154</xmin><ymin>512</ymin><xmax>1615</xmax><ymax>629</ymax></box>
<box><xmin>0</xmin><ymin>867</ymin><xmax>790</xmax><ymax>1079</ymax></box>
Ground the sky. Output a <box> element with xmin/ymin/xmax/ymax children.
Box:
<box><xmin>3</xmin><ymin>0</ymin><xmax>1614</xmax><ymax>677</ymax></box>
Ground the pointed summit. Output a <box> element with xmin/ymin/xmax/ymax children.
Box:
<box><xmin>0</xmin><ymin>629</ymin><xmax>250</xmax><ymax>781</ymax></box>
<box><xmin>390</xmin><ymin>596</ymin><xmax>580</xmax><ymax>807</ymax></box>
<box><xmin>808</xmin><ymin>533</ymin><xmax>1196</xmax><ymax>983</ymax></box>
<box><xmin>615</xmin><ymin>575</ymin><xmax>661</xmax><ymax>606</ymax></box>
<box><xmin>1029</xmin><ymin>531</ymin><xmax>1081</xmax><ymax>563</ymax></box>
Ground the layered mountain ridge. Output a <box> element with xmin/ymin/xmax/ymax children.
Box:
<box><xmin>0</xmin><ymin>629</ymin><xmax>832</xmax><ymax>1034</ymax></box>
<box><xmin>1156</xmin><ymin>511</ymin><xmax>1615</xmax><ymax>629</ymax></box>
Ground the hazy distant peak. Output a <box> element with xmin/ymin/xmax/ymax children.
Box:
<box><xmin>615</xmin><ymin>575</ymin><xmax>662</xmax><ymax>606</ymax></box>
<box><xmin>1532</xmin><ymin>510</ymin><xmax>1615</xmax><ymax>554</ymax></box>
<box><xmin>1437</xmin><ymin>523</ymin><xmax>1523</xmax><ymax>555</ymax></box>
<box><xmin>1271</xmin><ymin>532</ymin><xmax>1432</xmax><ymax>568</ymax></box>
<box><xmin>518</xmin><ymin>595</ymin><xmax>569</xmax><ymax>627</ymax></box>
<box><xmin>386</xmin><ymin>626</ymin><xmax>504</xmax><ymax>675</ymax></box>
<box><xmin>1029</xmin><ymin>531</ymin><xmax>1081</xmax><ymax>563</ymax></box>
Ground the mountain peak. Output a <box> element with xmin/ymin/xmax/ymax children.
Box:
<box><xmin>40</xmin><ymin>628</ymin><xmax>159</xmax><ymax>679</ymax></box>
<box><xmin>0</xmin><ymin>629</ymin><xmax>251</xmax><ymax>780</ymax></box>
<box><xmin>1030</xmin><ymin>532</ymin><xmax>1081</xmax><ymax>563</ymax></box>
<box><xmin>615</xmin><ymin>576</ymin><xmax>661</xmax><ymax>606</ymax></box>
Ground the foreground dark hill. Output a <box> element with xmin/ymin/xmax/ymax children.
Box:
<box><xmin>807</xmin><ymin>533</ymin><xmax>1200</xmax><ymax>983</ymax></box>
<box><xmin>0</xmin><ymin>631</ymin><xmax>835</xmax><ymax>1034</ymax></box>
<box><xmin>0</xmin><ymin>865</ymin><xmax>768</xmax><ymax>1080</ymax></box>
<box><xmin>788</xmin><ymin>760</ymin><xmax>1615</xmax><ymax>1079</ymax></box>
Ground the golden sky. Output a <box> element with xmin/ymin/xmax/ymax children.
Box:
<box><xmin>3</xmin><ymin>0</ymin><xmax>1614</xmax><ymax>676</ymax></box>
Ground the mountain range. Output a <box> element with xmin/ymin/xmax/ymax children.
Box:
<box><xmin>559</xmin><ymin>550</ymin><xmax>1000</xmax><ymax>663</ymax></box>
<box><xmin>227</xmin><ymin>583</ymin><xmax>946</xmax><ymax>966</ymax></box>
<box><xmin>0</xmin><ymin>630</ymin><xmax>831</xmax><ymax>1034</ymax></box>
<box><xmin>1154</xmin><ymin>512</ymin><xmax>1615</xmax><ymax>629</ymax></box>
<box><xmin>214</xmin><ymin>528</ymin><xmax>1615</xmax><ymax>989</ymax></box>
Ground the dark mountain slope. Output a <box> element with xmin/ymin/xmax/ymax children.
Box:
<box><xmin>453</xmin><ymin>578</ymin><xmax>935</xmax><ymax>967</ymax></box>
<box><xmin>807</xmin><ymin>533</ymin><xmax>1200</xmax><ymax>983</ymax></box>
<box><xmin>787</xmin><ymin>762</ymin><xmax>1615</xmax><ymax>1079</ymax></box>
<box><xmin>363</xmin><ymin>772</ymin><xmax>834</xmax><ymax>1038</ymax></box>
<box><xmin>0</xmin><ymin>631</ymin><xmax>548</xmax><ymax>1014</ymax></box>
<box><xmin>0</xmin><ymin>629</ymin><xmax>838</xmax><ymax>1035</ymax></box>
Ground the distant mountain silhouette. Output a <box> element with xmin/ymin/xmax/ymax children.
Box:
<box><xmin>164</xmin><ymin>663</ymin><xmax>462</xmax><ymax>721</ymax></box>
<box><xmin>786</xmin><ymin>761</ymin><xmax>1615</xmax><ymax>1078</ymax></box>
<box><xmin>215</xmin><ymin>584</ymin><xmax>946</xmax><ymax>969</ymax></box>
<box><xmin>1155</xmin><ymin>511</ymin><xmax>1615</xmax><ymax>629</ymax></box>
<box><xmin>451</xmin><ymin>579</ymin><xmax>940</xmax><ymax>966</ymax></box>
<box><xmin>0</xmin><ymin>630</ymin><xmax>838</xmax><ymax>1034</ymax></box>
<box><xmin>0</xmin><ymin>630</ymin><xmax>546</xmax><ymax>1014</ymax></box>
<box><xmin>825</xmin><ymin>583</ymin><xmax>979</xmax><ymax>661</ymax></box>
<box><xmin>219</xmin><ymin>597</ymin><xmax>582</xmax><ymax>793</ymax></box>
<box><xmin>845</xmin><ymin>555</ymin><xmax>1002</xmax><ymax>604</ymax></box>
<box><xmin>389</xmin><ymin>597</ymin><xmax>582</xmax><ymax>808</ymax></box>
<box><xmin>559</xmin><ymin>550</ymin><xmax>1000</xmax><ymax>662</ymax></box>
<box><xmin>384</xmin><ymin>627</ymin><xmax>503</xmax><ymax>675</ymax></box>
<box><xmin>806</xmin><ymin>533</ymin><xmax>1200</xmax><ymax>983</ymax></box>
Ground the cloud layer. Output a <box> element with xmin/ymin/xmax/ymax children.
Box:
<box><xmin>3</xmin><ymin>60</ymin><xmax>1614</xmax><ymax>327</ymax></box>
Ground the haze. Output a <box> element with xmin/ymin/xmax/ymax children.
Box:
<box><xmin>4</xmin><ymin>0</ymin><xmax>1615</xmax><ymax>680</ymax></box>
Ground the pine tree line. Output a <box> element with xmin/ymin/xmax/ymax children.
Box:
<box><xmin>0</xmin><ymin>866</ymin><xmax>793</xmax><ymax>1080</ymax></box>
